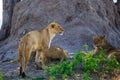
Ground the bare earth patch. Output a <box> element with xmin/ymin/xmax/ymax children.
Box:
<box><xmin>0</xmin><ymin>54</ymin><xmax>120</xmax><ymax>80</ymax></box>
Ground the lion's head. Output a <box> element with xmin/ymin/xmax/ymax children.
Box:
<box><xmin>48</xmin><ymin>22</ymin><xmax>64</xmax><ymax>35</ymax></box>
<box><xmin>93</xmin><ymin>35</ymin><xmax>106</xmax><ymax>48</ymax></box>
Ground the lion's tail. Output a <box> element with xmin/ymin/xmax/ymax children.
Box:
<box><xmin>10</xmin><ymin>58</ymin><xmax>19</xmax><ymax>63</ymax></box>
<box><xmin>20</xmin><ymin>35</ymin><xmax>29</xmax><ymax>74</ymax></box>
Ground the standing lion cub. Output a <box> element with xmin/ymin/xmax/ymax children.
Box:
<box><xmin>18</xmin><ymin>22</ymin><xmax>64</xmax><ymax>78</ymax></box>
<box><xmin>93</xmin><ymin>35</ymin><xmax>120</xmax><ymax>62</ymax></box>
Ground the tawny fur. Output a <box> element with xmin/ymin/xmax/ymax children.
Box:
<box><xmin>11</xmin><ymin>46</ymin><xmax>69</xmax><ymax>63</ymax></box>
<box><xmin>18</xmin><ymin>22</ymin><xmax>64</xmax><ymax>78</ymax></box>
<box><xmin>44</xmin><ymin>46</ymin><xmax>69</xmax><ymax>63</ymax></box>
<box><xmin>93</xmin><ymin>35</ymin><xmax>120</xmax><ymax>62</ymax></box>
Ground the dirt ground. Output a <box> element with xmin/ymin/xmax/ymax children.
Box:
<box><xmin>0</xmin><ymin>61</ymin><xmax>46</xmax><ymax>80</ymax></box>
<box><xmin>0</xmin><ymin>56</ymin><xmax>120</xmax><ymax>80</ymax></box>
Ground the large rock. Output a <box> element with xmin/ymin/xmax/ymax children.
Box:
<box><xmin>0</xmin><ymin>0</ymin><xmax>120</xmax><ymax>61</ymax></box>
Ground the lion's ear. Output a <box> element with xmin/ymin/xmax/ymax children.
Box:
<box><xmin>51</xmin><ymin>24</ymin><xmax>55</xmax><ymax>28</ymax></box>
<box><xmin>101</xmin><ymin>35</ymin><xmax>106</xmax><ymax>39</ymax></box>
<box><xmin>93</xmin><ymin>35</ymin><xmax>97</xmax><ymax>39</ymax></box>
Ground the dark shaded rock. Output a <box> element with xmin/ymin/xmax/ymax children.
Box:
<box><xmin>0</xmin><ymin>0</ymin><xmax>20</xmax><ymax>41</ymax></box>
<box><xmin>0</xmin><ymin>0</ymin><xmax>120</xmax><ymax>61</ymax></box>
<box><xmin>115</xmin><ymin>0</ymin><xmax>120</xmax><ymax>14</ymax></box>
<box><xmin>115</xmin><ymin>0</ymin><xmax>120</xmax><ymax>28</ymax></box>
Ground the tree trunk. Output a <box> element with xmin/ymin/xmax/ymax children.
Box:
<box><xmin>0</xmin><ymin>0</ymin><xmax>20</xmax><ymax>41</ymax></box>
<box><xmin>115</xmin><ymin>0</ymin><xmax>120</xmax><ymax>14</ymax></box>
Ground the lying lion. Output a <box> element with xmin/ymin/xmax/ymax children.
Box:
<box><xmin>44</xmin><ymin>46</ymin><xmax>69</xmax><ymax>64</ymax></box>
<box><xmin>93</xmin><ymin>35</ymin><xmax>120</xmax><ymax>62</ymax></box>
<box><xmin>18</xmin><ymin>22</ymin><xmax>64</xmax><ymax>78</ymax></box>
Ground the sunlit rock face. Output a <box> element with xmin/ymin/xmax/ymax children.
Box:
<box><xmin>0</xmin><ymin>0</ymin><xmax>120</xmax><ymax>61</ymax></box>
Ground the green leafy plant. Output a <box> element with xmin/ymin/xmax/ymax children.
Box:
<box><xmin>32</xmin><ymin>76</ymin><xmax>46</xmax><ymax>80</ymax></box>
<box><xmin>82</xmin><ymin>48</ymin><xmax>120</xmax><ymax>79</ymax></box>
<box><xmin>0</xmin><ymin>71</ymin><xmax>3</xmax><ymax>80</ymax></box>
<box><xmin>72</xmin><ymin>52</ymin><xmax>85</xmax><ymax>68</ymax></box>
<box><xmin>49</xmin><ymin>76</ymin><xmax>56</xmax><ymax>80</ymax></box>
<box><xmin>82</xmin><ymin>44</ymin><xmax>89</xmax><ymax>52</ymax></box>
<box><xmin>45</xmin><ymin>46</ymin><xmax>120</xmax><ymax>80</ymax></box>
<box><xmin>83</xmin><ymin>54</ymin><xmax>98</xmax><ymax>73</ymax></box>
<box><xmin>45</xmin><ymin>61</ymin><xmax>74</xmax><ymax>79</ymax></box>
<box><xmin>94</xmin><ymin>49</ymin><xmax>120</xmax><ymax>73</ymax></box>
<box><xmin>83</xmin><ymin>72</ymin><xmax>92</xmax><ymax>80</ymax></box>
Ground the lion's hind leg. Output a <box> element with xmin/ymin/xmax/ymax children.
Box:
<box><xmin>20</xmin><ymin>46</ymin><xmax>32</xmax><ymax>78</ymax></box>
<box><xmin>25</xmin><ymin>46</ymin><xmax>32</xmax><ymax>70</ymax></box>
<box><xmin>23</xmin><ymin>46</ymin><xmax>32</xmax><ymax>78</ymax></box>
<box><xmin>20</xmin><ymin>55</ymin><xmax>26</xmax><ymax>78</ymax></box>
<box><xmin>19</xmin><ymin>56</ymin><xmax>22</xmax><ymax>76</ymax></box>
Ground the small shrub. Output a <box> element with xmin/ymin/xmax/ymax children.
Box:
<box><xmin>50</xmin><ymin>76</ymin><xmax>56</xmax><ymax>80</ymax></box>
<box><xmin>45</xmin><ymin>61</ymin><xmax>74</xmax><ymax>79</ymax></box>
<box><xmin>0</xmin><ymin>71</ymin><xmax>3</xmax><ymax>80</ymax></box>
<box><xmin>82</xmin><ymin>44</ymin><xmax>89</xmax><ymax>52</ymax></box>
<box><xmin>95</xmin><ymin>49</ymin><xmax>120</xmax><ymax>73</ymax></box>
<box><xmin>83</xmin><ymin>72</ymin><xmax>92</xmax><ymax>80</ymax></box>
<box><xmin>45</xmin><ymin>46</ymin><xmax>120</xmax><ymax>80</ymax></box>
<box><xmin>32</xmin><ymin>76</ymin><xmax>46</xmax><ymax>80</ymax></box>
<box><xmin>72</xmin><ymin>52</ymin><xmax>85</xmax><ymax>68</ymax></box>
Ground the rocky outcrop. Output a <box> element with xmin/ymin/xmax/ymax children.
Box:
<box><xmin>0</xmin><ymin>0</ymin><xmax>120</xmax><ymax>61</ymax></box>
